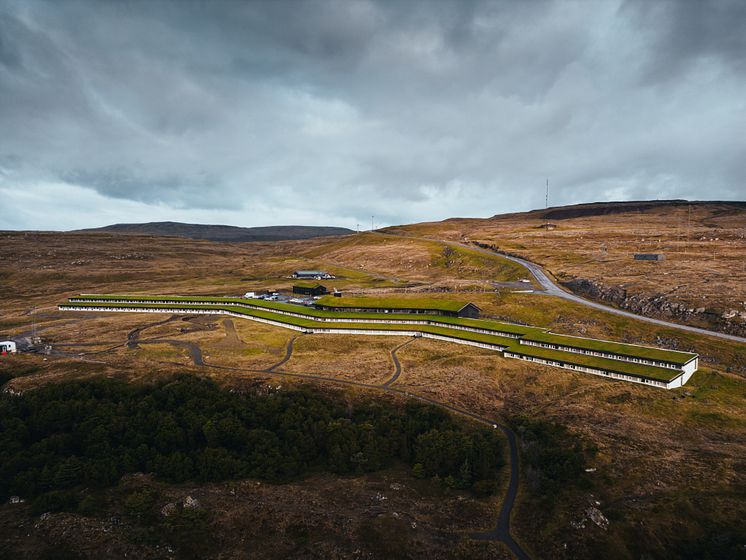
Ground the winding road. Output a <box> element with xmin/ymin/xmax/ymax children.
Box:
<box><xmin>126</xmin><ymin>315</ymin><xmax>182</xmax><ymax>349</ymax></box>
<box><xmin>207</xmin><ymin>334</ymin><xmax>531</xmax><ymax>560</ymax></box>
<box><xmin>263</xmin><ymin>335</ymin><xmax>299</xmax><ymax>372</ymax></box>
<box><xmin>49</xmin><ymin>314</ymin><xmax>531</xmax><ymax>557</ymax></box>
<box><xmin>383</xmin><ymin>338</ymin><xmax>415</xmax><ymax>387</ymax></box>
<box><xmin>444</xmin><ymin>239</ymin><xmax>746</xmax><ymax>344</ymax></box>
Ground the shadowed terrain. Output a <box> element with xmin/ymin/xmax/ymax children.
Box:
<box><xmin>1</xmin><ymin>201</ymin><xmax>745</xmax><ymax>559</ymax></box>
<box><xmin>384</xmin><ymin>201</ymin><xmax>746</xmax><ymax>337</ymax></box>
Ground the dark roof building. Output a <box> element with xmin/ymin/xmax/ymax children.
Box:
<box><xmin>292</xmin><ymin>270</ymin><xmax>334</xmax><ymax>279</ymax></box>
<box><xmin>634</xmin><ymin>253</ymin><xmax>665</xmax><ymax>261</ymax></box>
<box><xmin>292</xmin><ymin>283</ymin><xmax>328</xmax><ymax>296</ymax></box>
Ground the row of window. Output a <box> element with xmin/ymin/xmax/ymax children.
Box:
<box><xmin>70</xmin><ymin>300</ymin><xmax>518</xmax><ymax>339</ymax></box>
<box><xmin>504</xmin><ymin>352</ymin><xmax>668</xmax><ymax>387</ymax></box>
<box><xmin>521</xmin><ymin>340</ymin><xmax>678</xmax><ymax>369</ymax></box>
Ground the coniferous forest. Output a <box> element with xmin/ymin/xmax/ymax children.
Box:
<box><xmin>0</xmin><ymin>376</ymin><xmax>505</xmax><ymax>513</ymax></box>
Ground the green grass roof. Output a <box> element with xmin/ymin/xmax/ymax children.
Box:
<box><xmin>504</xmin><ymin>344</ymin><xmax>681</xmax><ymax>382</ymax></box>
<box><xmin>66</xmin><ymin>294</ymin><xmax>696</xmax><ymax>376</ymax></box>
<box><xmin>431</xmin><ymin>316</ymin><xmax>544</xmax><ymax>336</ymax></box>
<box><xmin>292</xmin><ymin>282</ymin><xmax>326</xmax><ymax>289</ymax></box>
<box><xmin>314</xmin><ymin>295</ymin><xmax>474</xmax><ymax>312</ymax></box>
<box><xmin>71</xmin><ymin>295</ymin><xmax>539</xmax><ymax>338</ymax></box>
<box><xmin>520</xmin><ymin>331</ymin><xmax>696</xmax><ymax>365</ymax></box>
<box><xmin>60</xmin><ymin>301</ymin><xmax>513</xmax><ymax>348</ymax></box>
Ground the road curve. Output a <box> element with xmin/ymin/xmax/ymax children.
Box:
<box><xmin>231</xmin><ymin>334</ymin><xmax>532</xmax><ymax>560</ymax></box>
<box><xmin>139</xmin><ymin>339</ymin><xmax>205</xmax><ymax>366</ymax></box>
<box><xmin>51</xmin><ymin>315</ymin><xmax>531</xmax><ymax>559</ymax></box>
<box><xmin>127</xmin><ymin>315</ymin><xmax>182</xmax><ymax>349</ymax></box>
<box><xmin>470</xmin><ymin>424</ymin><xmax>530</xmax><ymax>559</ymax></box>
<box><xmin>264</xmin><ymin>335</ymin><xmax>300</xmax><ymax>372</ymax></box>
<box><xmin>383</xmin><ymin>338</ymin><xmax>415</xmax><ymax>387</ymax></box>
<box><xmin>446</xmin><ymin>240</ymin><xmax>746</xmax><ymax>344</ymax></box>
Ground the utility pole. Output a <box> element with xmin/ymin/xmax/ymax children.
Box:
<box><xmin>544</xmin><ymin>178</ymin><xmax>549</xmax><ymax>230</ymax></box>
<box><xmin>371</xmin><ymin>215</ymin><xmax>374</xmax><ymax>232</ymax></box>
<box><xmin>686</xmin><ymin>204</ymin><xmax>691</xmax><ymax>254</ymax></box>
<box><xmin>31</xmin><ymin>306</ymin><xmax>37</xmax><ymax>346</ymax></box>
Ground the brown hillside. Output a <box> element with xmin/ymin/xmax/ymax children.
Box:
<box><xmin>384</xmin><ymin>201</ymin><xmax>746</xmax><ymax>336</ymax></box>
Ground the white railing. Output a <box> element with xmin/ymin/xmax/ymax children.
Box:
<box><xmin>67</xmin><ymin>298</ymin><xmax>524</xmax><ymax>339</ymax></box>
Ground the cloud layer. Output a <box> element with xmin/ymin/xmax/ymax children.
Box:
<box><xmin>1</xmin><ymin>0</ymin><xmax>744</xmax><ymax>230</ymax></box>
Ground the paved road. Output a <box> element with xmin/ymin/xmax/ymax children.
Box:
<box><xmin>127</xmin><ymin>315</ymin><xmax>182</xmax><ymax>349</ymax></box>
<box><xmin>141</xmin><ymin>339</ymin><xmax>205</xmax><ymax>366</ymax></box>
<box><xmin>470</xmin><ymin>424</ymin><xmax>529</xmax><ymax>559</ymax></box>
<box><xmin>39</xmin><ymin>313</ymin><xmax>532</xmax><ymax>559</ymax></box>
<box><xmin>264</xmin><ymin>335</ymin><xmax>299</xmax><ymax>372</ymax></box>
<box><xmin>446</xmin><ymin>240</ymin><xmax>746</xmax><ymax>345</ymax></box>
<box><xmin>242</xmin><ymin>335</ymin><xmax>532</xmax><ymax>560</ymax></box>
<box><xmin>383</xmin><ymin>338</ymin><xmax>415</xmax><ymax>387</ymax></box>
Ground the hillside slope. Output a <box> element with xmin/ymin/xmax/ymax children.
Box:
<box><xmin>495</xmin><ymin>199</ymin><xmax>745</xmax><ymax>221</ymax></box>
<box><xmin>75</xmin><ymin>221</ymin><xmax>354</xmax><ymax>242</ymax></box>
<box><xmin>384</xmin><ymin>200</ymin><xmax>746</xmax><ymax>336</ymax></box>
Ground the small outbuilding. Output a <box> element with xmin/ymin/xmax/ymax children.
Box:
<box><xmin>292</xmin><ymin>270</ymin><xmax>335</xmax><ymax>280</ymax></box>
<box><xmin>634</xmin><ymin>253</ymin><xmax>665</xmax><ymax>261</ymax></box>
<box><xmin>292</xmin><ymin>283</ymin><xmax>328</xmax><ymax>296</ymax></box>
<box><xmin>0</xmin><ymin>341</ymin><xmax>17</xmax><ymax>354</ymax></box>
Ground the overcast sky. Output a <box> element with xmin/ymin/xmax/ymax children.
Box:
<box><xmin>1</xmin><ymin>0</ymin><xmax>744</xmax><ymax>231</ymax></box>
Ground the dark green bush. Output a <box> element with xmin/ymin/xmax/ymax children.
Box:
<box><xmin>513</xmin><ymin>415</ymin><xmax>596</xmax><ymax>500</ymax></box>
<box><xmin>0</xmin><ymin>376</ymin><xmax>504</xmax><ymax>506</ymax></box>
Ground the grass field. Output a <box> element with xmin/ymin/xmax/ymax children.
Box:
<box><xmin>384</xmin><ymin>202</ymin><xmax>746</xmax><ymax>337</ymax></box>
<box><xmin>1</xmin><ymin>224</ymin><xmax>745</xmax><ymax>560</ymax></box>
<box><xmin>61</xmin><ymin>294</ymin><xmax>698</xmax><ymax>383</ymax></box>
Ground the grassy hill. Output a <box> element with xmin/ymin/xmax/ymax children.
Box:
<box><xmin>1</xmin><ymin>201</ymin><xmax>745</xmax><ymax>559</ymax></box>
<box><xmin>383</xmin><ymin>200</ymin><xmax>746</xmax><ymax>337</ymax></box>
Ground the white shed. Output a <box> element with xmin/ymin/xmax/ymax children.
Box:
<box><xmin>0</xmin><ymin>341</ymin><xmax>17</xmax><ymax>354</ymax></box>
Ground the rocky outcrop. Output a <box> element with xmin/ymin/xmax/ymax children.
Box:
<box><xmin>561</xmin><ymin>278</ymin><xmax>746</xmax><ymax>338</ymax></box>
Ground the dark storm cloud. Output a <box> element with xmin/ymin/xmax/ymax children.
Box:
<box><xmin>623</xmin><ymin>0</ymin><xmax>746</xmax><ymax>82</ymax></box>
<box><xmin>0</xmin><ymin>0</ymin><xmax>744</xmax><ymax>230</ymax></box>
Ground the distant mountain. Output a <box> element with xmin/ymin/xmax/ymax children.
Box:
<box><xmin>75</xmin><ymin>222</ymin><xmax>354</xmax><ymax>242</ymax></box>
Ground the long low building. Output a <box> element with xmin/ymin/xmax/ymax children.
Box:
<box><xmin>314</xmin><ymin>295</ymin><xmax>482</xmax><ymax>318</ymax></box>
<box><xmin>504</xmin><ymin>345</ymin><xmax>693</xmax><ymax>389</ymax></box>
<box><xmin>66</xmin><ymin>295</ymin><xmax>537</xmax><ymax>338</ymax></box>
<box><xmin>292</xmin><ymin>270</ymin><xmax>334</xmax><ymax>279</ymax></box>
<box><xmin>518</xmin><ymin>331</ymin><xmax>698</xmax><ymax>375</ymax></box>
<box><xmin>60</xmin><ymin>294</ymin><xmax>700</xmax><ymax>389</ymax></box>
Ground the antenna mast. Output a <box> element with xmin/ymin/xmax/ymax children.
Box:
<box><xmin>686</xmin><ymin>204</ymin><xmax>691</xmax><ymax>253</ymax></box>
<box><xmin>544</xmin><ymin>178</ymin><xmax>549</xmax><ymax>230</ymax></box>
